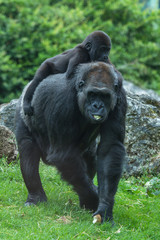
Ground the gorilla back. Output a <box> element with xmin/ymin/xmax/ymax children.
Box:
<box><xmin>15</xmin><ymin>62</ymin><xmax>127</xmax><ymax>223</ymax></box>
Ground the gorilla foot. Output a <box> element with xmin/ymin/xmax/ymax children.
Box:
<box><xmin>93</xmin><ymin>203</ymin><xmax>114</xmax><ymax>225</ymax></box>
<box><xmin>25</xmin><ymin>192</ymin><xmax>47</xmax><ymax>206</ymax></box>
<box><xmin>23</xmin><ymin>103</ymin><xmax>34</xmax><ymax>116</ymax></box>
<box><xmin>92</xmin><ymin>212</ymin><xmax>115</xmax><ymax>226</ymax></box>
<box><xmin>79</xmin><ymin>190</ymin><xmax>99</xmax><ymax>212</ymax></box>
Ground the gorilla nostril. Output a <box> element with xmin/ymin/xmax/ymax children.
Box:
<box><xmin>92</xmin><ymin>102</ymin><xmax>103</xmax><ymax>110</ymax></box>
<box><xmin>103</xmin><ymin>56</ymin><xmax>108</xmax><ymax>62</ymax></box>
<box><xmin>93</xmin><ymin>103</ymin><xmax>98</xmax><ymax>109</ymax></box>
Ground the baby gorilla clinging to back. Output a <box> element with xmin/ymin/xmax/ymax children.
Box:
<box><xmin>23</xmin><ymin>30</ymin><xmax>111</xmax><ymax>116</ymax></box>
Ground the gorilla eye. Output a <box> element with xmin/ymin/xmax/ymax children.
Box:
<box><xmin>101</xmin><ymin>46</ymin><xmax>107</xmax><ymax>51</ymax></box>
<box><xmin>78</xmin><ymin>80</ymin><xmax>85</xmax><ymax>89</ymax></box>
<box><xmin>100</xmin><ymin>46</ymin><xmax>110</xmax><ymax>54</ymax></box>
<box><xmin>114</xmin><ymin>83</ymin><xmax>118</xmax><ymax>92</ymax></box>
<box><xmin>85</xmin><ymin>42</ymin><xmax>92</xmax><ymax>51</ymax></box>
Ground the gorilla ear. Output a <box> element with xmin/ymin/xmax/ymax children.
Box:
<box><xmin>85</xmin><ymin>42</ymin><xmax>92</xmax><ymax>51</ymax></box>
<box><xmin>78</xmin><ymin>80</ymin><xmax>85</xmax><ymax>89</ymax></box>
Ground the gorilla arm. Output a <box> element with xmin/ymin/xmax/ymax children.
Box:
<box><xmin>66</xmin><ymin>46</ymin><xmax>90</xmax><ymax>78</ymax></box>
<box><xmin>94</xmin><ymin>90</ymin><xmax>126</xmax><ymax>223</ymax></box>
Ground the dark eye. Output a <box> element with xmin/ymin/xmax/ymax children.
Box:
<box><xmin>114</xmin><ymin>83</ymin><xmax>119</xmax><ymax>92</ymax></box>
<box><xmin>88</xmin><ymin>91</ymin><xmax>96</xmax><ymax>98</ymax></box>
<box><xmin>101</xmin><ymin>46</ymin><xmax>107</xmax><ymax>52</ymax></box>
<box><xmin>100</xmin><ymin>46</ymin><xmax>110</xmax><ymax>54</ymax></box>
<box><xmin>85</xmin><ymin>42</ymin><xmax>92</xmax><ymax>51</ymax></box>
<box><xmin>78</xmin><ymin>80</ymin><xmax>85</xmax><ymax>88</ymax></box>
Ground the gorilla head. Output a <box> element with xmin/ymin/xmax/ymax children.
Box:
<box><xmin>76</xmin><ymin>63</ymin><xmax>118</xmax><ymax>124</ymax></box>
<box><xmin>82</xmin><ymin>31</ymin><xmax>111</xmax><ymax>62</ymax></box>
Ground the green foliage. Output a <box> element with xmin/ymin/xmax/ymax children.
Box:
<box><xmin>0</xmin><ymin>0</ymin><xmax>160</xmax><ymax>103</ymax></box>
<box><xmin>0</xmin><ymin>160</ymin><xmax>160</xmax><ymax>239</ymax></box>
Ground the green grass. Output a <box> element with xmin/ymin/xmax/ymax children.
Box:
<box><xmin>0</xmin><ymin>159</ymin><xmax>160</xmax><ymax>240</ymax></box>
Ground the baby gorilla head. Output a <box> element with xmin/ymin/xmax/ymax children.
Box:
<box><xmin>82</xmin><ymin>31</ymin><xmax>111</xmax><ymax>62</ymax></box>
<box><xmin>76</xmin><ymin>62</ymin><xmax>118</xmax><ymax>124</ymax></box>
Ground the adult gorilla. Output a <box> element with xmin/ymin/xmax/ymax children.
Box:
<box><xmin>15</xmin><ymin>62</ymin><xmax>127</xmax><ymax>223</ymax></box>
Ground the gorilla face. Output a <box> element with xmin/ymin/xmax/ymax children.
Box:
<box><xmin>76</xmin><ymin>63</ymin><xmax>118</xmax><ymax>124</ymax></box>
<box><xmin>84</xmin><ymin>88</ymin><xmax>112</xmax><ymax>123</ymax></box>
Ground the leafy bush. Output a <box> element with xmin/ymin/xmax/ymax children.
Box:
<box><xmin>0</xmin><ymin>0</ymin><xmax>160</xmax><ymax>103</ymax></box>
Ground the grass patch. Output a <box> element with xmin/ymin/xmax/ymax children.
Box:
<box><xmin>0</xmin><ymin>159</ymin><xmax>160</xmax><ymax>240</ymax></box>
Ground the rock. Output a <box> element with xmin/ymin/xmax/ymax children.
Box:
<box><xmin>145</xmin><ymin>176</ymin><xmax>160</xmax><ymax>196</ymax></box>
<box><xmin>0</xmin><ymin>125</ymin><xmax>17</xmax><ymax>163</ymax></box>
<box><xmin>93</xmin><ymin>214</ymin><xmax>102</xmax><ymax>224</ymax></box>
<box><xmin>0</xmin><ymin>99</ymin><xmax>18</xmax><ymax>133</ymax></box>
<box><xmin>124</xmin><ymin>84</ymin><xmax>160</xmax><ymax>177</ymax></box>
<box><xmin>0</xmin><ymin>82</ymin><xmax>160</xmax><ymax>176</ymax></box>
<box><xmin>124</xmin><ymin>80</ymin><xmax>160</xmax><ymax>101</ymax></box>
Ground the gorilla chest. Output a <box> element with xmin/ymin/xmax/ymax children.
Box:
<box><xmin>54</xmin><ymin>121</ymin><xmax>100</xmax><ymax>151</ymax></box>
<box><xmin>78</xmin><ymin>125</ymin><xmax>99</xmax><ymax>150</ymax></box>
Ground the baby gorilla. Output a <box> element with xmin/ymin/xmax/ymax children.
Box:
<box><xmin>23</xmin><ymin>31</ymin><xmax>111</xmax><ymax>116</ymax></box>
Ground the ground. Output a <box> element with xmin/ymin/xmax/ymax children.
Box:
<box><xmin>0</xmin><ymin>158</ymin><xmax>160</xmax><ymax>240</ymax></box>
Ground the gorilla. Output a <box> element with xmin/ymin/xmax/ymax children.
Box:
<box><xmin>23</xmin><ymin>31</ymin><xmax>111</xmax><ymax>116</ymax></box>
<box><xmin>15</xmin><ymin>62</ymin><xmax>127</xmax><ymax>223</ymax></box>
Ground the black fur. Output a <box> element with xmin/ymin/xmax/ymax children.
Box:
<box><xmin>15</xmin><ymin>62</ymin><xmax>127</xmax><ymax>222</ymax></box>
<box><xmin>23</xmin><ymin>31</ymin><xmax>111</xmax><ymax>116</ymax></box>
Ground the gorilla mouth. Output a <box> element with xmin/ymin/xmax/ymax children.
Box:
<box><xmin>93</xmin><ymin>115</ymin><xmax>102</xmax><ymax>120</ymax></box>
<box><xmin>87</xmin><ymin>111</ymin><xmax>105</xmax><ymax>123</ymax></box>
<box><xmin>92</xmin><ymin>114</ymin><xmax>103</xmax><ymax>121</ymax></box>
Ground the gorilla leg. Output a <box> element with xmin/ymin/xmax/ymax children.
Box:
<box><xmin>50</xmin><ymin>149</ymin><xmax>98</xmax><ymax>211</ymax></box>
<box><xmin>94</xmin><ymin>143</ymin><xmax>125</xmax><ymax>222</ymax></box>
<box><xmin>83</xmin><ymin>143</ymin><xmax>97</xmax><ymax>180</ymax></box>
<box><xmin>23</xmin><ymin>60</ymin><xmax>57</xmax><ymax>116</ymax></box>
<box><xmin>16</xmin><ymin>119</ymin><xmax>47</xmax><ymax>205</ymax></box>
